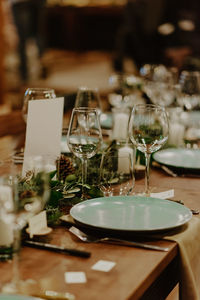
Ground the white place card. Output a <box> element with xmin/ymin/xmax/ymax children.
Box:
<box><xmin>23</xmin><ymin>98</ymin><xmax>64</xmax><ymax>175</ymax></box>
<box><xmin>91</xmin><ymin>260</ymin><xmax>116</xmax><ymax>272</ymax></box>
<box><xmin>150</xmin><ymin>189</ymin><xmax>174</xmax><ymax>199</ymax></box>
<box><xmin>64</xmin><ymin>272</ymin><xmax>87</xmax><ymax>284</ymax></box>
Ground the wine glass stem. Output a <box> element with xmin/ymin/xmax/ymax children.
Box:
<box><xmin>81</xmin><ymin>157</ymin><xmax>88</xmax><ymax>200</ymax></box>
<box><xmin>144</xmin><ymin>153</ymin><xmax>151</xmax><ymax>195</ymax></box>
<box><xmin>12</xmin><ymin>227</ymin><xmax>21</xmax><ymax>289</ymax></box>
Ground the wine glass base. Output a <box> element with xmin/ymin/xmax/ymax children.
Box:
<box><xmin>1</xmin><ymin>278</ymin><xmax>36</xmax><ymax>294</ymax></box>
<box><xmin>1</xmin><ymin>282</ymin><xmax>19</xmax><ymax>294</ymax></box>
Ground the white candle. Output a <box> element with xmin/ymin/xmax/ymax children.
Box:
<box><xmin>168</xmin><ymin>122</ymin><xmax>185</xmax><ymax>146</ymax></box>
<box><xmin>118</xmin><ymin>146</ymin><xmax>135</xmax><ymax>173</ymax></box>
<box><xmin>112</xmin><ymin>112</ymin><xmax>129</xmax><ymax>140</ymax></box>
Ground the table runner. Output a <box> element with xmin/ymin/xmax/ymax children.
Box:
<box><xmin>165</xmin><ymin>216</ymin><xmax>200</xmax><ymax>300</ymax></box>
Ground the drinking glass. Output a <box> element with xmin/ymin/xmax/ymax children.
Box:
<box><xmin>128</xmin><ymin>104</ymin><xmax>169</xmax><ymax>195</ymax></box>
<box><xmin>100</xmin><ymin>151</ymin><xmax>135</xmax><ymax>196</ymax></box>
<box><xmin>67</xmin><ymin>107</ymin><xmax>102</xmax><ymax>200</ymax></box>
<box><xmin>143</xmin><ymin>81</ymin><xmax>178</xmax><ymax>107</ymax></box>
<box><xmin>22</xmin><ymin>87</ymin><xmax>56</xmax><ymax>122</ymax></box>
<box><xmin>108</xmin><ymin>73</ymin><xmax>143</xmax><ymax>108</ymax></box>
<box><xmin>75</xmin><ymin>86</ymin><xmax>102</xmax><ymax>114</ymax></box>
<box><xmin>1</xmin><ymin>157</ymin><xmax>50</xmax><ymax>294</ymax></box>
<box><xmin>177</xmin><ymin>70</ymin><xmax>200</xmax><ymax>111</ymax></box>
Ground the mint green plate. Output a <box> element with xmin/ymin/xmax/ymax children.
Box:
<box><xmin>70</xmin><ymin>196</ymin><xmax>192</xmax><ymax>233</ymax></box>
<box><xmin>153</xmin><ymin>148</ymin><xmax>200</xmax><ymax>170</ymax></box>
<box><xmin>0</xmin><ymin>295</ymin><xmax>42</xmax><ymax>300</ymax></box>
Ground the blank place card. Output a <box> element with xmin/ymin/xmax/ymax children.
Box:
<box><xmin>23</xmin><ymin>98</ymin><xmax>64</xmax><ymax>174</ymax></box>
<box><xmin>64</xmin><ymin>272</ymin><xmax>87</xmax><ymax>284</ymax></box>
<box><xmin>91</xmin><ymin>260</ymin><xmax>116</xmax><ymax>272</ymax></box>
<box><xmin>150</xmin><ymin>189</ymin><xmax>174</xmax><ymax>199</ymax></box>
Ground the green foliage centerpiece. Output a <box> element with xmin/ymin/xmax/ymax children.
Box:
<box><xmin>19</xmin><ymin>154</ymin><xmax>104</xmax><ymax>225</ymax></box>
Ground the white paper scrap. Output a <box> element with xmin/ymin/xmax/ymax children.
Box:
<box><xmin>91</xmin><ymin>260</ymin><xmax>116</xmax><ymax>272</ymax></box>
<box><xmin>64</xmin><ymin>272</ymin><xmax>87</xmax><ymax>284</ymax></box>
<box><xmin>150</xmin><ymin>189</ymin><xmax>174</xmax><ymax>199</ymax></box>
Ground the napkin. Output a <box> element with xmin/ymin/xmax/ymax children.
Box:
<box><xmin>164</xmin><ymin>217</ymin><xmax>200</xmax><ymax>300</ymax></box>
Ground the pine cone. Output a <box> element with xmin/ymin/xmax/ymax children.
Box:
<box><xmin>56</xmin><ymin>155</ymin><xmax>75</xmax><ymax>181</ymax></box>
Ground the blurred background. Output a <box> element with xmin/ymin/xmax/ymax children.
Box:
<box><xmin>1</xmin><ymin>0</ymin><xmax>200</xmax><ymax>111</ymax></box>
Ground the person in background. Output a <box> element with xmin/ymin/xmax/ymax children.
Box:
<box><xmin>113</xmin><ymin>0</ymin><xmax>200</xmax><ymax>73</ymax></box>
<box><xmin>8</xmin><ymin>0</ymin><xmax>47</xmax><ymax>82</ymax></box>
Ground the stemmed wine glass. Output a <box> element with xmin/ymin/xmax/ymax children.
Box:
<box><xmin>128</xmin><ymin>104</ymin><xmax>169</xmax><ymax>196</ymax></box>
<box><xmin>67</xmin><ymin>107</ymin><xmax>102</xmax><ymax>200</ymax></box>
<box><xmin>22</xmin><ymin>87</ymin><xmax>56</xmax><ymax>122</ymax></box>
<box><xmin>177</xmin><ymin>70</ymin><xmax>200</xmax><ymax>111</ymax></box>
<box><xmin>1</xmin><ymin>157</ymin><xmax>50</xmax><ymax>294</ymax></box>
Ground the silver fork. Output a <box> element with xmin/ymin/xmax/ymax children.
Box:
<box><xmin>69</xmin><ymin>226</ymin><xmax>169</xmax><ymax>252</ymax></box>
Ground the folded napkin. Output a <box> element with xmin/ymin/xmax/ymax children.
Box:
<box><xmin>164</xmin><ymin>217</ymin><xmax>200</xmax><ymax>300</ymax></box>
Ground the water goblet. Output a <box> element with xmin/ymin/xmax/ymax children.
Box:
<box><xmin>22</xmin><ymin>87</ymin><xmax>56</xmax><ymax>122</ymax></box>
<box><xmin>128</xmin><ymin>104</ymin><xmax>169</xmax><ymax>196</ymax></box>
<box><xmin>143</xmin><ymin>81</ymin><xmax>178</xmax><ymax>107</ymax></box>
<box><xmin>177</xmin><ymin>70</ymin><xmax>200</xmax><ymax>111</ymax></box>
<box><xmin>67</xmin><ymin>107</ymin><xmax>102</xmax><ymax>200</ymax></box>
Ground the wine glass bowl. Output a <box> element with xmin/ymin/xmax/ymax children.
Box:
<box><xmin>128</xmin><ymin>104</ymin><xmax>169</xmax><ymax>195</ymax></box>
<box><xmin>22</xmin><ymin>87</ymin><xmax>56</xmax><ymax>122</ymax></box>
<box><xmin>143</xmin><ymin>81</ymin><xmax>177</xmax><ymax>107</ymax></box>
<box><xmin>177</xmin><ymin>70</ymin><xmax>200</xmax><ymax>111</ymax></box>
<box><xmin>75</xmin><ymin>86</ymin><xmax>102</xmax><ymax>113</ymax></box>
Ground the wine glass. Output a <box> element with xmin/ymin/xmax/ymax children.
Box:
<box><xmin>108</xmin><ymin>73</ymin><xmax>144</xmax><ymax>108</ymax></box>
<box><xmin>22</xmin><ymin>87</ymin><xmax>56</xmax><ymax>122</ymax></box>
<box><xmin>1</xmin><ymin>157</ymin><xmax>50</xmax><ymax>294</ymax></box>
<box><xmin>75</xmin><ymin>86</ymin><xmax>102</xmax><ymax>113</ymax></box>
<box><xmin>100</xmin><ymin>151</ymin><xmax>135</xmax><ymax>196</ymax></box>
<box><xmin>143</xmin><ymin>81</ymin><xmax>178</xmax><ymax>107</ymax></box>
<box><xmin>177</xmin><ymin>70</ymin><xmax>200</xmax><ymax>111</ymax></box>
<box><xmin>67</xmin><ymin>107</ymin><xmax>102</xmax><ymax>200</ymax></box>
<box><xmin>128</xmin><ymin>104</ymin><xmax>169</xmax><ymax>195</ymax></box>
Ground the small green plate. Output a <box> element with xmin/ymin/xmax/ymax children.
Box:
<box><xmin>70</xmin><ymin>196</ymin><xmax>192</xmax><ymax>233</ymax></box>
<box><xmin>153</xmin><ymin>148</ymin><xmax>200</xmax><ymax>170</ymax></box>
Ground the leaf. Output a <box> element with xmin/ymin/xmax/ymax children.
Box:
<box><xmin>67</xmin><ymin>187</ymin><xmax>80</xmax><ymax>193</ymax></box>
<box><xmin>82</xmin><ymin>184</ymin><xmax>91</xmax><ymax>189</ymax></box>
<box><xmin>50</xmin><ymin>180</ymin><xmax>60</xmax><ymax>188</ymax></box>
<box><xmin>63</xmin><ymin>193</ymin><xmax>76</xmax><ymax>199</ymax></box>
<box><xmin>49</xmin><ymin>170</ymin><xmax>57</xmax><ymax>179</ymax></box>
<box><xmin>108</xmin><ymin>178</ymin><xmax>119</xmax><ymax>184</ymax></box>
<box><xmin>48</xmin><ymin>190</ymin><xmax>63</xmax><ymax>207</ymax></box>
<box><xmin>65</xmin><ymin>174</ymin><xmax>76</xmax><ymax>182</ymax></box>
<box><xmin>88</xmin><ymin>186</ymin><xmax>104</xmax><ymax>198</ymax></box>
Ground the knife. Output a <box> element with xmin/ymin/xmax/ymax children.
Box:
<box><xmin>23</xmin><ymin>240</ymin><xmax>91</xmax><ymax>258</ymax></box>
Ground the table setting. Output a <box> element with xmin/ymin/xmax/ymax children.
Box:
<box><xmin>1</xmin><ymin>65</ymin><xmax>200</xmax><ymax>300</ymax></box>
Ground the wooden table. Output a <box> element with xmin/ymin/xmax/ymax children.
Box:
<box><xmin>0</xmin><ymin>113</ymin><xmax>199</xmax><ymax>300</ymax></box>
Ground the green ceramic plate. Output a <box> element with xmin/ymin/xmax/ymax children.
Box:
<box><xmin>70</xmin><ymin>196</ymin><xmax>192</xmax><ymax>233</ymax></box>
<box><xmin>0</xmin><ymin>294</ymin><xmax>42</xmax><ymax>300</ymax></box>
<box><xmin>153</xmin><ymin>148</ymin><xmax>200</xmax><ymax>170</ymax></box>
